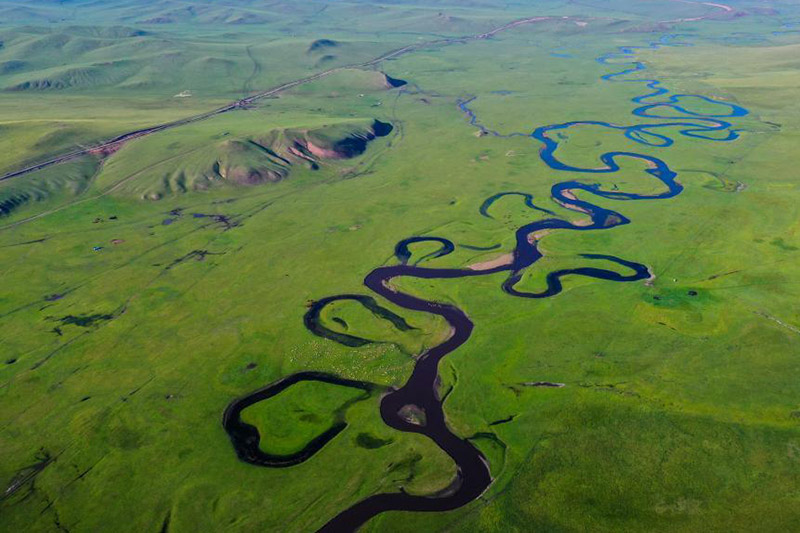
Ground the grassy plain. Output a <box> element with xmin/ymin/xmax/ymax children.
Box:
<box><xmin>1</xmin><ymin>0</ymin><xmax>799</xmax><ymax>531</ymax></box>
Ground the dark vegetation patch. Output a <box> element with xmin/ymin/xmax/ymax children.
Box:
<box><xmin>165</xmin><ymin>249</ymin><xmax>225</xmax><ymax>270</ymax></box>
<box><xmin>2</xmin><ymin>448</ymin><xmax>53</xmax><ymax>502</ymax></box>
<box><xmin>387</xmin><ymin>453</ymin><xmax>422</xmax><ymax>483</ymax></box>
<box><xmin>298</xmin><ymin>412</ymin><xmax>321</xmax><ymax>423</ymax></box>
<box><xmin>647</xmin><ymin>287</ymin><xmax>713</xmax><ymax>308</ymax></box>
<box><xmin>355</xmin><ymin>432</ymin><xmax>393</xmax><ymax>449</ymax></box>
<box><xmin>0</xmin><ymin>59</ymin><xmax>27</xmax><ymax>74</ymax></box>
<box><xmin>704</xmin><ymin>269</ymin><xmax>741</xmax><ymax>281</ymax></box>
<box><xmin>190</xmin><ymin>213</ymin><xmax>237</xmax><ymax>230</ymax></box>
<box><xmin>1</xmin><ymin>192</ymin><xmax>36</xmax><ymax>216</ymax></box>
<box><xmin>770</xmin><ymin>237</ymin><xmax>798</xmax><ymax>251</ymax></box>
<box><xmin>579</xmin><ymin>382</ymin><xmax>640</xmax><ymax>397</ymax></box>
<box><xmin>106</xmin><ymin>424</ymin><xmax>143</xmax><ymax>450</ymax></box>
<box><xmin>505</xmin><ymin>380</ymin><xmax>565</xmax><ymax>395</ymax></box>
<box><xmin>55</xmin><ymin>313</ymin><xmax>114</xmax><ymax>328</ymax></box>
<box><xmin>505</xmin><ymin>384</ymin><xmax>523</xmax><ymax>397</ymax></box>
<box><xmin>308</xmin><ymin>39</ymin><xmax>338</xmax><ymax>53</ymax></box>
<box><xmin>139</xmin><ymin>16</ymin><xmax>175</xmax><ymax>24</ymax></box>
<box><xmin>316</xmin><ymin>54</ymin><xmax>336</xmax><ymax>65</ymax></box>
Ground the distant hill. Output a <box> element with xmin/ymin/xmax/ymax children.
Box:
<box><xmin>0</xmin><ymin>119</ymin><xmax>393</xmax><ymax>214</ymax></box>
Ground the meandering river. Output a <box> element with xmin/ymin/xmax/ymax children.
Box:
<box><xmin>223</xmin><ymin>17</ymin><xmax>748</xmax><ymax>533</ymax></box>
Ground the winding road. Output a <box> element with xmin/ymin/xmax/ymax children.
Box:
<box><xmin>1</xmin><ymin>0</ymin><xmax>737</xmax><ymax>184</ymax></box>
<box><xmin>0</xmin><ymin>16</ymin><xmax>563</xmax><ymax>184</ymax></box>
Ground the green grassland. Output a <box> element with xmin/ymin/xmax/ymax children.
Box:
<box><xmin>2</xmin><ymin>0</ymin><xmax>800</xmax><ymax>531</ymax></box>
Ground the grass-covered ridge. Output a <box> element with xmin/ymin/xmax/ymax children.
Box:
<box><xmin>0</xmin><ymin>116</ymin><xmax>393</xmax><ymax>211</ymax></box>
<box><xmin>94</xmin><ymin>118</ymin><xmax>394</xmax><ymax>200</ymax></box>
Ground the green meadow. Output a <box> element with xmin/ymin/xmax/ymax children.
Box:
<box><xmin>1</xmin><ymin>0</ymin><xmax>799</xmax><ymax>531</ymax></box>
